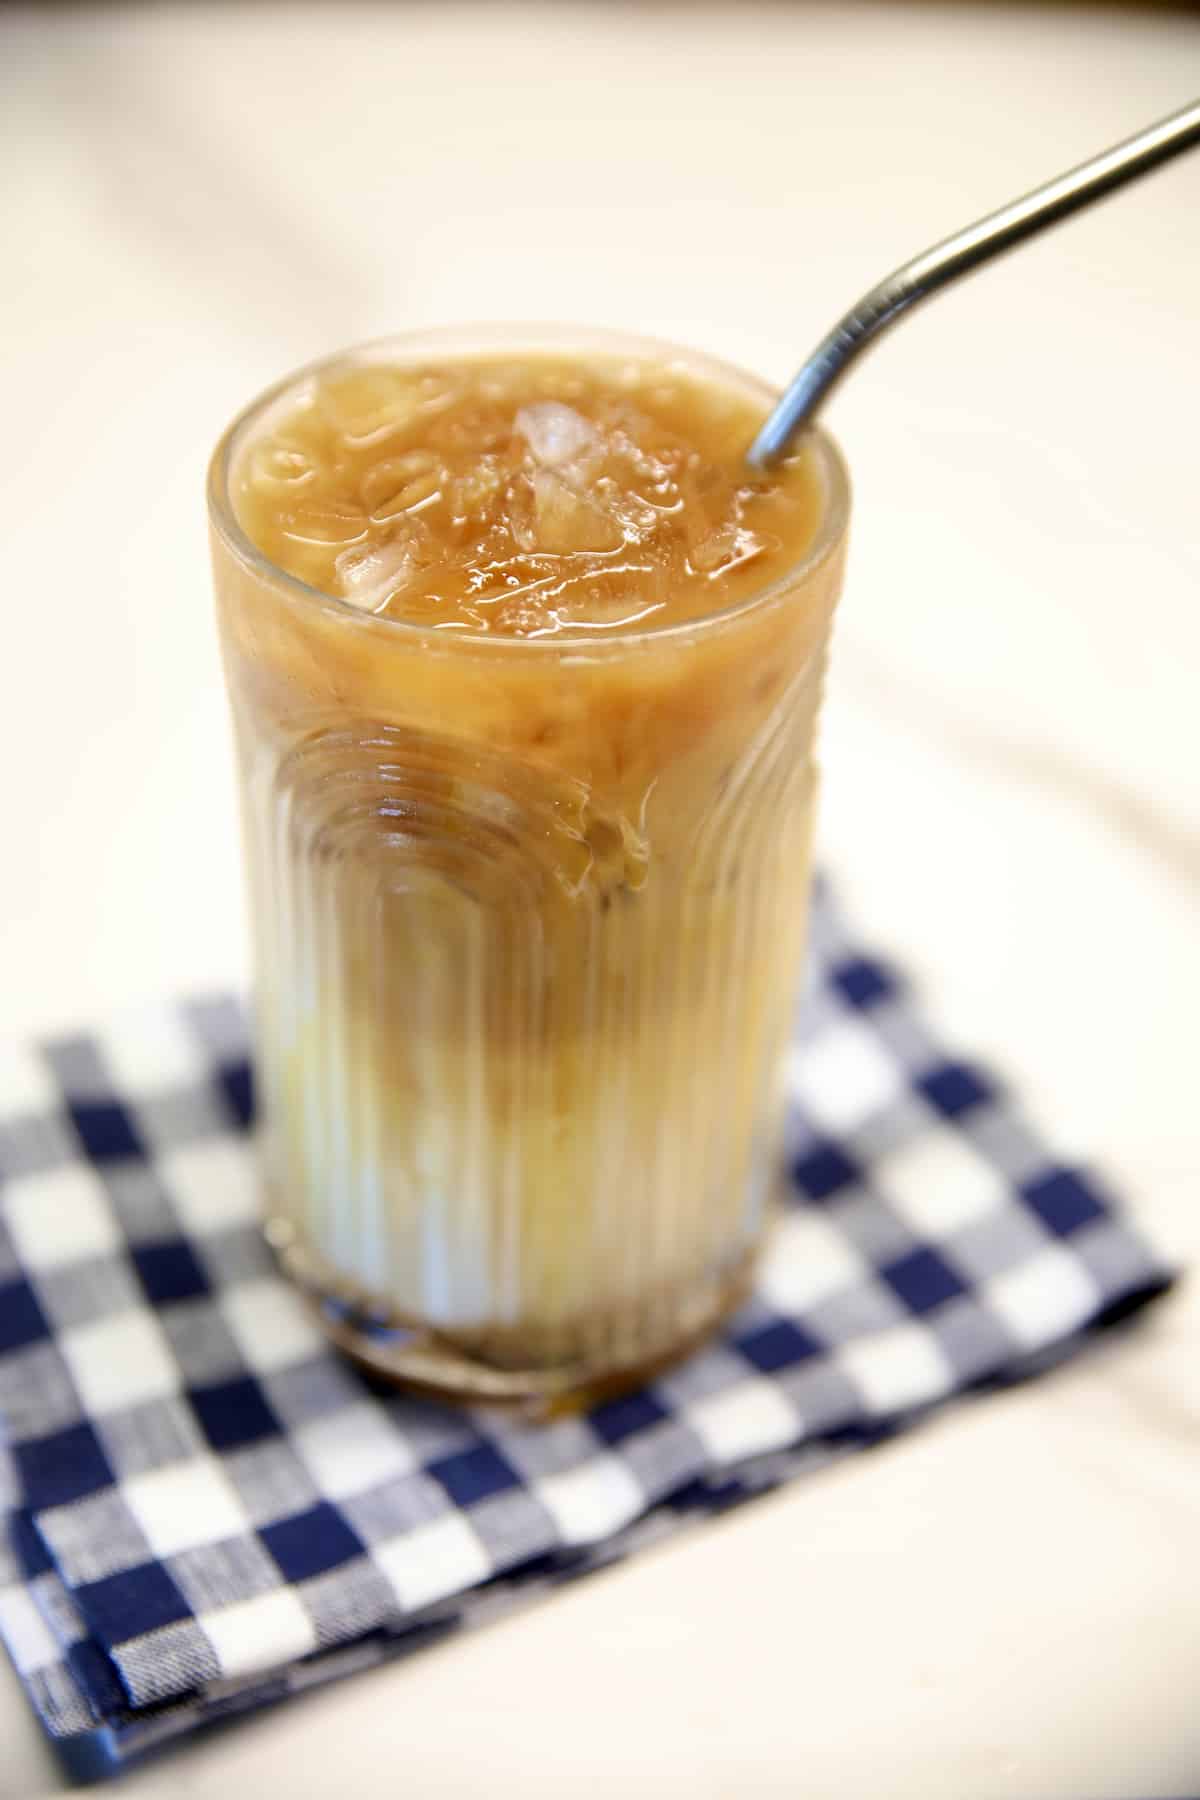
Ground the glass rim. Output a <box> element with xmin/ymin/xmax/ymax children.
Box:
<box><xmin>207</xmin><ymin>323</ymin><xmax>851</xmax><ymax>654</ymax></box>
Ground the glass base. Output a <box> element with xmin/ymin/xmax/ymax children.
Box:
<box><xmin>268</xmin><ymin>1222</ymin><xmax>759</xmax><ymax>1418</ymax></box>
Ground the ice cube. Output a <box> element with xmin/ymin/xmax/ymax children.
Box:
<box><xmin>245</xmin><ymin>441</ymin><xmax>321</xmax><ymax>496</ymax></box>
<box><xmin>334</xmin><ymin>536</ymin><xmax>416</xmax><ymax>611</ymax></box>
<box><xmin>606</xmin><ymin>429</ymin><xmax>672</xmax><ymax>486</ymax></box>
<box><xmin>691</xmin><ymin>523</ymin><xmax>765</xmax><ymax>576</ymax></box>
<box><xmin>278</xmin><ymin>498</ymin><xmax>367</xmax><ymax>547</ymax></box>
<box><xmin>532</xmin><ymin>470</ymin><xmax>622</xmax><ymax>553</ymax></box>
<box><xmin>505</xmin><ymin>475</ymin><xmax>540</xmax><ymax>553</ymax></box>
<box><xmin>554</xmin><ymin>574</ymin><xmax>665</xmax><ymax>630</ymax></box>
<box><xmin>515</xmin><ymin>402</ymin><xmax>602</xmax><ymax>474</ymax></box>
<box><xmin>360</xmin><ymin>450</ymin><xmax>436</xmax><ymax>512</ymax></box>
<box><xmin>362</xmin><ymin>450</ymin><xmax>445</xmax><ymax>521</ymax></box>
<box><xmin>604</xmin><ymin>486</ymin><xmax>661</xmax><ymax>547</ymax></box>
<box><xmin>322</xmin><ymin>372</ymin><xmax>423</xmax><ymax>451</ymax></box>
<box><xmin>452</xmin><ymin>455</ymin><xmax>505</xmax><ymax>524</ymax></box>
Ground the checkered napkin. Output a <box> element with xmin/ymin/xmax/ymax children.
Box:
<box><xmin>0</xmin><ymin>892</ymin><xmax>1169</xmax><ymax>1765</ymax></box>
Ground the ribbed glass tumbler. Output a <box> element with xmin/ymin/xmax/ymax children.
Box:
<box><xmin>207</xmin><ymin>326</ymin><xmax>850</xmax><ymax>1411</ymax></box>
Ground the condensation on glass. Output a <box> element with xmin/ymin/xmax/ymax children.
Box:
<box><xmin>207</xmin><ymin>327</ymin><xmax>850</xmax><ymax>1410</ymax></box>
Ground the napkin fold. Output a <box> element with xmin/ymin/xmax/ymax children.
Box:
<box><xmin>0</xmin><ymin>890</ymin><xmax>1169</xmax><ymax>1765</ymax></box>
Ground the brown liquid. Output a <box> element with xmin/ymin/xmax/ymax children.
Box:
<box><xmin>212</xmin><ymin>340</ymin><xmax>846</xmax><ymax>1403</ymax></box>
<box><xmin>233</xmin><ymin>354</ymin><xmax>823</xmax><ymax>635</ymax></box>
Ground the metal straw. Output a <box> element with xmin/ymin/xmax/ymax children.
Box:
<box><xmin>746</xmin><ymin>98</ymin><xmax>1200</xmax><ymax>468</ymax></box>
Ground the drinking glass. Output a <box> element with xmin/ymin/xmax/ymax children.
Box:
<box><xmin>208</xmin><ymin>326</ymin><xmax>849</xmax><ymax>1409</ymax></box>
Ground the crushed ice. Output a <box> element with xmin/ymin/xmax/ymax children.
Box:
<box><xmin>334</xmin><ymin>537</ymin><xmax>415</xmax><ymax>611</ymax></box>
<box><xmin>514</xmin><ymin>402</ymin><xmax>601</xmax><ymax>473</ymax></box>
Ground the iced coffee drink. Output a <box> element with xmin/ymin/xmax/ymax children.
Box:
<box><xmin>208</xmin><ymin>327</ymin><xmax>848</xmax><ymax>1406</ymax></box>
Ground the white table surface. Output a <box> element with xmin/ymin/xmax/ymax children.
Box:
<box><xmin>2</xmin><ymin>4</ymin><xmax>1198</xmax><ymax>1794</ymax></box>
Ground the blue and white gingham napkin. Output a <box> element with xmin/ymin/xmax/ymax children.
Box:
<box><xmin>0</xmin><ymin>889</ymin><xmax>1169</xmax><ymax>1765</ymax></box>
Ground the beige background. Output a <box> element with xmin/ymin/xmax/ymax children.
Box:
<box><xmin>1</xmin><ymin>4</ymin><xmax>1198</xmax><ymax>1795</ymax></box>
